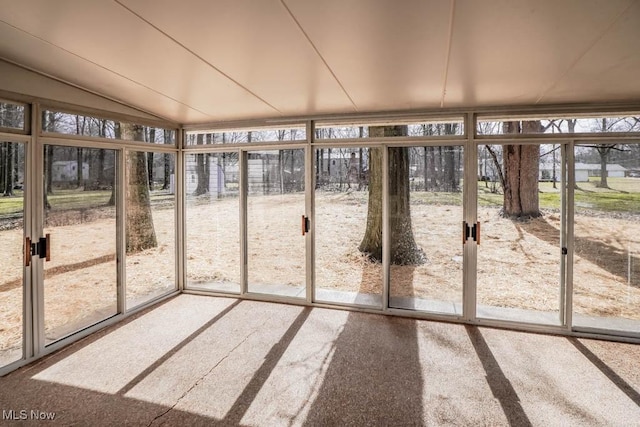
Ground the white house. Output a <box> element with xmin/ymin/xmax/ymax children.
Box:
<box><xmin>574</xmin><ymin>163</ymin><xmax>627</xmax><ymax>182</ymax></box>
<box><xmin>538</xmin><ymin>161</ymin><xmax>627</xmax><ymax>182</ymax></box>
<box><xmin>52</xmin><ymin>161</ymin><xmax>89</xmax><ymax>182</ymax></box>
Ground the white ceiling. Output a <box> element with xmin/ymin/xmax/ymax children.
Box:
<box><xmin>0</xmin><ymin>0</ymin><xmax>639</xmax><ymax>125</ymax></box>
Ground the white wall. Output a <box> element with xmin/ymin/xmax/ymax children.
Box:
<box><xmin>0</xmin><ymin>60</ymin><xmax>161</xmax><ymax>121</ymax></box>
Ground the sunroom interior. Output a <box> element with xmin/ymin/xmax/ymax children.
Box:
<box><xmin>1</xmin><ymin>1</ymin><xmax>640</xmax><ymax>419</ymax></box>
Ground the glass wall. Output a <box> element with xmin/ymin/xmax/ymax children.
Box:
<box><xmin>247</xmin><ymin>149</ymin><xmax>306</xmax><ymax>298</ymax></box>
<box><xmin>315</xmin><ymin>118</ymin><xmax>464</xmax><ymax>139</ymax></box>
<box><xmin>185</xmin><ymin>152</ymin><xmax>240</xmax><ymax>292</ymax></box>
<box><xmin>43</xmin><ymin>145</ymin><xmax>118</xmax><ymax>344</ymax></box>
<box><xmin>572</xmin><ymin>144</ymin><xmax>640</xmax><ymax>333</ymax></box>
<box><xmin>477</xmin><ymin>114</ymin><xmax>640</xmax><ymax>136</ymax></box>
<box><xmin>389</xmin><ymin>145</ymin><xmax>464</xmax><ymax>315</ymax></box>
<box><xmin>0</xmin><ymin>141</ymin><xmax>25</xmax><ymax>365</ymax></box>
<box><xmin>314</xmin><ymin>147</ymin><xmax>382</xmax><ymax>306</ymax></box>
<box><xmin>185</xmin><ymin>127</ymin><xmax>306</xmax><ymax>146</ymax></box>
<box><xmin>125</xmin><ymin>151</ymin><xmax>176</xmax><ymax>309</ymax></box>
<box><xmin>42</xmin><ymin>110</ymin><xmax>176</xmax><ymax>145</ymax></box>
<box><xmin>476</xmin><ymin>143</ymin><xmax>564</xmax><ymax>325</ymax></box>
<box><xmin>0</xmin><ymin>102</ymin><xmax>26</xmax><ymax>131</ymax></box>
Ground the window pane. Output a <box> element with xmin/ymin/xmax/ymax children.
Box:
<box><xmin>126</xmin><ymin>151</ymin><xmax>176</xmax><ymax>309</ymax></box>
<box><xmin>247</xmin><ymin>149</ymin><xmax>306</xmax><ymax>298</ymax></box>
<box><xmin>314</xmin><ymin>147</ymin><xmax>382</xmax><ymax>306</ymax></box>
<box><xmin>476</xmin><ymin>144</ymin><xmax>563</xmax><ymax>325</ymax></box>
<box><xmin>573</xmin><ymin>144</ymin><xmax>640</xmax><ymax>333</ymax></box>
<box><xmin>0</xmin><ymin>102</ymin><xmax>25</xmax><ymax>130</ymax></box>
<box><xmin>185</xmin><ymin>152</ymin><xmax>240</xmax><ymax>292</ymax></box>
<box><xmin>316</xmin><ymin>120</ymin><xmax>464</xmax><ymax>139</ymax></box>
<box><xmin>185</xmin><ymin>126</ymin><xmax>306</xmax><ymax>146</ymax></box>
<box><xmin>0</xmin><ymin>141</ymin><xmax>25</xmax><ymax>365</ymax></box>
<box><xmin>478</xmin><ymin>115</ymin><xmax>640</xmax><ymax>135</ymax></box>
<box><xmin>389</xmin><ymin>146</ymin><xmax>464</xmax><ymax>315</ymax></box>
<box><xmin>42</xmin><ymin>110</ymin><xmax>176</xmax><ymax>145</ymax></box>
<box><xmin>43</xmin><ymin>146</ymin><xmax>117</xmax><ymax>344</ymax></box>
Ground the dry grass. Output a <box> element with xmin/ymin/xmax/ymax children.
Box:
<box><xmin>2</xmin><ymin>191</ymin><xmax>640</xmax><ymax>361</ymax></box>
<box><xmin>0</xmin><ymin>206</ymin><xmax>175</xmax><ymax>362</ymax></box>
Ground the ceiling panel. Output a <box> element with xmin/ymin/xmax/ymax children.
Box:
<box><xmin>444</xmin><ymin>0</ymin><xmax>634</xmax><ymax>107</ymax></box>
<box><xmin>0</xmin><ymin>0</ymin><xmax>278</xmax><ymax>122</ymax></box>
<box><xmin>0</xmin><ymin>23</ymin><xmax>210</xmax><ymax>123</ymax></box>
<box><xmin>283</xmin><ymin>0</ymin><xmax>451</xmax><ymax>111</ymax></box>
<box><xmin>0</xmin><ymin>59</ymin><xmax>168</xmax><ymax>122</ymax></box>
<box><xmin>1</xmin><ymin>0</ymin><xmax>639</xmax><ymax>124</ymax></box>
<box><xmin>119</xmin><ymin>0</ymin><xmax>357</xmax><ymax>117</ymax></box>
<box><xmin>541</xmin><ymin>1</ymin><xmax>640</xmax><ymax>104</ymax></box>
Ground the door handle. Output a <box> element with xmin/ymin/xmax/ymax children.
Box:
<box><xmin>26</xmin><ymin>234</ymin><xmax>51</xmax><ymax>264</ymax></box>
<box><xmin>301</xmin><ymin>215</ymin><xmax>310</xmax><ymax>236</ymax></box>
<box><xmin>44</xmin><ymin>233</ymin><xmax>51</xmax><ymax>261</ymax></box>
<box><xmin>25</xmin><ymin>237</ymin><xmax>32</xmax><ymax>267</ymax></box>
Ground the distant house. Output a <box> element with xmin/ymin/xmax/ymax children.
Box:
<box><xmin>185</xmin><ymin>156</ymin><xmax>230</xmax><ymax>196</ymax></box>
<box><xmin>574</xmin><ymin>163</ymin><xmax>626</xmax><ymax>182</ymax></box>
<box><xmin>538</xmin><ymin>160</ymin><xmax>561</xmax><ymax>182</ymax></box>
<box><xmin>52</xmin><ymin>161</ymin><xmax>89</xmax><ymax>182</ymax></box>
<box><xmin>538</xmin><ymin>161</ymin><xmax>627</xmax><ymax>182</ymax></box>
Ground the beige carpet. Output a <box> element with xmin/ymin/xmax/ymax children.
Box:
<box><xmin>0</xmin><ymin>294</ymin><xmax>639</xmax><ymax>426</ymax></box>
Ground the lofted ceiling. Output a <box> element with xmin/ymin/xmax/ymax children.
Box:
<box><xmin>0</xmin><ymin>0</ymin><xmax>639</xmax><ymax>125</ymax></box>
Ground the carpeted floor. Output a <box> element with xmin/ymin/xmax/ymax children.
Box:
<box><xmin>1</xmin><ymin>294</ymin><xmax>639</xmax><ymax>426</ymax></box>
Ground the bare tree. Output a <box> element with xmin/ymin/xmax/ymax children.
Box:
<box><xmin>122</xmin><ymin>124</ymin><xmax>157</xmax><ymax>253</ymax></box>
<box><xmin>2</xmin><ymin>142</ymin><xmax>14</xmax><ymax>197</ymax></box>
<box><xmin>499</xmin><ymin>121</ymin><xmax>542</xmax><ymax>219</ymax></box>
<box><xmin>193</xmin><ymin>134</ymin><xmax>209</xmax><ymax>196</ymax></box>
<box><xmin>359</xmin><ymin>126</ymin><xmax>424</xmax><ymax>265</ymax></box>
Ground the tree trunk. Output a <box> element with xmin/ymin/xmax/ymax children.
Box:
<box><xmin>97</xmin><ymin>148</ymin><xmax>106</xmax><ymax>188</ymax></box>
<box><xmin>163</xmin><ymin>153</ymin><xmax>170</xmax><ymax>190</ymax></box>
<box><xmin>359</xmin><ymin>147</ymin><xmax>383</xmax><ymax>261</ymax></box>
<box><xmin>0</xmin><ymin>143</ymin><xmax>5</xmax><ymax>193</ymax></box>
<box><xmin>596</xmin><ymin>146</ymin><xmax>610</xmax><ymax>188</ymax></box>
<box><xmin>193</xmin><ymin>134</ymin><xmax>208</xmax><ymax>195</ymax></box>
<box><xmin>444</xmin><ymin>146</ymin><xmax>455</xmax><ymax>192</ymax></box>
<box><xmin>147</xmin><ymin>151</ymin><xmax>154</xmax><ymax>191</ymax></box>
<box><xmin>123</xmin><ymin>124</ymin><xmax>157</xmax><ymax>253</ymax></box>
<box><xmin>76</xmin><ymin>147</ymin><xmax>83</xmax><ymax>188</ymax></box>
<box><xmin>3</xmin><ymin>142</ymin><xmax>14</xmax><ymax>196</ymax></box>
<box><xmin>501</xmin><ymin>121</ymin><xmax>541</xmax><ymax>218</ymax></box>
<box><xmin>359</xmin><ymin>126</ymin><xmax>424</xmax><ymax>265</ymax></box>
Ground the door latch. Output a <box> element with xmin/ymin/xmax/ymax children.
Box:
<box><xmin>462</xmin><ymin>221</ymin><xmax>480</xmax><ymax>245</ymax></box>
<box><xmin>301</xmin><ymin>215</ymin><xmax>310</xmax><ymax>236</ymax></box>
<box><xmin>25</xmin><ymin>234</ymin><xmax>50</xmax><ymax>267</ymax></box>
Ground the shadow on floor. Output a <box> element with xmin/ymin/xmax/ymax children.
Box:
<box><xmin>222</xmin><ymin>307</ymin><xmax>312</xmax><ymax>424</ymax></box>
<box><xmin>302</xmin><ymin>312</ymin><xmax>424</xmax><ymax>426</ymax></box>
<box><xmin>0</xmin><ymin>379</ymin><xmax>226</xmax><ymax>426</ymax></box>
<box><xmin>465</xmin><ymin>325</ymin><xmax>532</xmax><ymax>427</ymax></box>
<box><xmin>303</xmin><ymin>264</ymin><xmax>424</xmax><ymax>425</ymax></box>
<box><xmin>568</xmin><ymin>337</ymin><xmax>640</xmax><ymax>407</ymax></box>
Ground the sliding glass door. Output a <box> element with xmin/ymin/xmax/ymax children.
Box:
<box><xmin>0</xmin><ymin>141</ymin><xmax>26</xmax><ymax>367</ymax></box>
<box><xmin>246</xmin><ymin>149</ymin><xmax>306</xmax><ymax>298</ymax></box>
<box><xmin>42</xmin><ymin>145</ymin><xmax>118</xmax><ymax>344</ymax></box>
<box><xmin>476</xmin><ymin>143</ymin><xmax>567</xmax><ymax>325</ymax></box>
<box><xmin>572</xmin><ymin>144</ymin><xmax>640</xmax><ymax>334</ymax></box>
<box><xmin>388</xmin><ymin>145</ymin><xmax>464</xmax><ymax>315</ymax></box>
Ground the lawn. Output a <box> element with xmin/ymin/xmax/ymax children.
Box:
<box><xmin>0</xmin><ymin>188</ymin><xmax>174</xmax><ymax>217</ymax></box>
